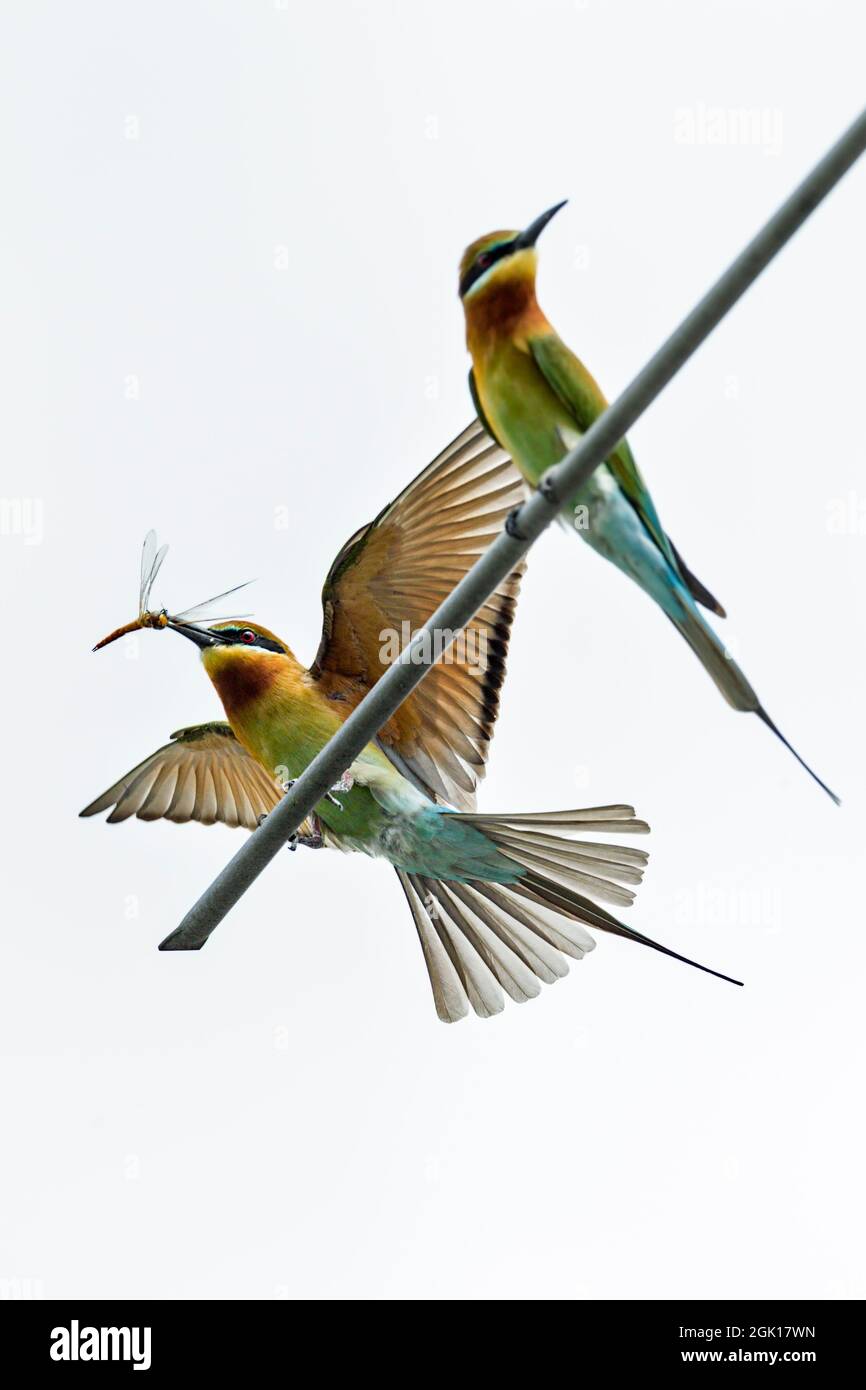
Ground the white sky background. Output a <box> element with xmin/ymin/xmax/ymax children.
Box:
<box><xmin>1</xmin><ymin>0</ymin><xmax>864</xmax><ymax>1300</ymax></box>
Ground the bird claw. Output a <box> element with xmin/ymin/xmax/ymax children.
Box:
<box><xmin>284</xmin><ymin>828</ymin><xmax>325</xmax><ymax>851</ymax></box>
<box><xmin>539</xmin><ymin>472</ymin><xmax>560</xmax><ymax>505</ymax></box>
<box><xmin>325</xmin><ymin>771</ymin><xmax>354</xmax><ymax>810</ymax></box>
<box><xmin>257</xmin><ymin>807</ymin><xmax>303</xmax><ymax>851</ymax></box>
<box><xmin>296</xmin><ymin>830</ymin><xmax>324</xmax><ymax>850</ymax></box>
<box><xmin>505</xmin><ymin>506</ymin><xmax>527</xmax><ymax>540</ymax></box>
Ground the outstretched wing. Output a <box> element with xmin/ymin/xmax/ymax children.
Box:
<box><xmin>309</xmin><ymin>421</ymin><xmax>526</xmax><ymax>810</ymax></box>
<box><xmin>79</xmin><ymin>722</ymin><xmax>287</xmax><ymax>830</ymax></box>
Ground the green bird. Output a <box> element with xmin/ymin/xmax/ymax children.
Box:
<box><xmin>82</xmin><ymin>426</ymin><xmax>741</xmax><ymax>1021</ymax></box>
<box><xmin>459</xmin><ymin>201</ymin><xmax>839</xmax><ymax>804</ymax></box>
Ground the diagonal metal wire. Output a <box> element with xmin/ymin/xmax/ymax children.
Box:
<box><xmin>160</xmin><ymin>106</ymin><xmax>866</xmax><ymax>952</ymax></box>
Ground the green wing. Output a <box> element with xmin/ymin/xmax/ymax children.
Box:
<box><xmin>468</xmin><ymin>369</ymin><xmax>506</xmax><ymax>450</ymax></box>
<box><xmin>528</xmin><ymin>333</ymin><xmax>678</xmax><ymax>570</ymax></box>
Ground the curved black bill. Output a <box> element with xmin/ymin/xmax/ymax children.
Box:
<box><xmin>517</xmin><ymin>199</ymin><xmax>568</xmax><ymax>249</ymax></box>
<box><xmin>167</xmin><ymin>620</ymin><xmax>227</xmax><ymax>650</ymax></box>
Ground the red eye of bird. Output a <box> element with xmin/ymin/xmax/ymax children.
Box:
<box><xmin>241</xmin><ymin>629</ymin><xmax>256</xmax><ymax>644</ymax></box>
<box><xmin>477</xmin><ymin>252</ymin><xmax>491</xmax><ymax>268</ymax></box>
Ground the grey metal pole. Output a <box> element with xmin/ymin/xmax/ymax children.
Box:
<box><xmin>160</xmin><ymin>106</ymin><xmax>866</xmax><ymax>952</ymax></box>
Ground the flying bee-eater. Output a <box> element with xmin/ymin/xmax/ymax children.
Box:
<box><xmin>81</xmin><ymin>426</ymin><xmax>741</xmax><ymax>1021</ymax></box>
<box><xmin>459</xmin><ymin>202</ymin><xmax>839</xmax><ymax>804</ymax></box>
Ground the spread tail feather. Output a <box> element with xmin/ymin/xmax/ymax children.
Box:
<box><xmin>397</xmin><ymin>806</ymin><xmax>741</xmax><ymax>1023</ymax></box>
<box><xmin>397</xmin><ymin>869</ymin><xmax>594</xmax><ymax>1023</ymax></box>
<box><xmin>669</xmin><ymin>603</ymin><xmax>839</xmax><ymax>805</ymax></box>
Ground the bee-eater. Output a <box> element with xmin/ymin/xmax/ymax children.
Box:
<box><xmin>81</xmin><ymin>425</ymin><xmax>741</xmax><ymax>1020</ymax></box>
<box><xmin>459</xmin><ymin>202</ymin><xmax>839</xmax><ymax>804</ymax></box>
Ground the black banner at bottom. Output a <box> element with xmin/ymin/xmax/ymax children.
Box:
<box><xmin>2</xmin><ymin>1298</ymin><xmax>860</xmax><ymax>1374</ymax></box>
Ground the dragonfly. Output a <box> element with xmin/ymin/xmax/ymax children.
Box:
<box><xmin>90</xmin><ymin>532</ymin><xmax>350</xmax><ymax>818</ymax></box>
<box><xmin>93</xmin><ymin>530</ymin><xmax>253</xmax><ymax>651</ymax></box>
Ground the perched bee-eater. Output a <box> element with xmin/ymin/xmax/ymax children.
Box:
<box><xmin>459</xmin><ymin>202</ymin><xmax>838</xmax><ymax>804</ymax></box>
<box><xmin>82</xmin><ymin>426</ymin><xmax>740</xmax><ymax>1021</ymax></box>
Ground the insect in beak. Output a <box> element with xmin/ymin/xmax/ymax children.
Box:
<box><xmin>92</xmin><ymin>610</ymin><xmax>168</xmax><ymax>651</ymax></box>
<box><xmin>91</xmin><ymin>530</ymin><xmax>254</xmax><ymax>653</ymax></box>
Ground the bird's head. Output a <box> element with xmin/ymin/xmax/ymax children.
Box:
<box><xmin>458</xmin><ymin>200</ymin><xmax>567</xmax><ymax>303</ymax></box>
<box><xmin>167</xmin><ymin>618</ymin><xmax>288</xmax><ymax>656</ymax></box>
<box><xmin>171</xmin><ymin>620</ymin><xmax>294</xmax><ymax>716</ymax></box>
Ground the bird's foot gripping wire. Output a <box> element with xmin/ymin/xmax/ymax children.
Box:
<box><xmin>324</xmin><ymin>771</ymin><xmax>354</xmax><ymax>811</ymax></box>
<box><xmin>539</xmin><ymin>471</ymin><xmax>560</xmax><ymax>506</ymax></box>
<box><xmin>255</xmin><ymin>771</ymin><xmax>353</xmax><ymax>843</ymax></box>
<box><xmin>257</xmin><ymin>783</ymin><xmax>326</xmax><ymax>850</ymax></box>
<box><xmin>290</xmin><ymin>826</ymin><xmax>325</xmax><ymax>851</ymax></box>
<box><xmin>505</xmin><ymin>506</ymin><xmax>527</xmax><ymax>541</ymax></box>
<box><xmin>255</xmin><ymin>814</ymin><xmax>325</xmax><ymax>851</ymax></box>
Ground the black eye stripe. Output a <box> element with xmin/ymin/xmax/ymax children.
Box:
<box><xmin>213</xmin><ymin>627</ymin><xmax>286</xmax><ymax>654</ymax></box>
<box><xmin>459</xmin><ymin>239</ymin><xmax>518</xmax><ymax>298</ymax></box>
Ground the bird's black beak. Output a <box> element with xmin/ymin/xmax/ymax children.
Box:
<box><xmin>516</xmin><ymin>200</ymin><xmax>568</xmax><ymax>249</ymax></box>
<box><xmin>167</xmin><ymin>619</ymin><xmax>224</xmax><ymax>649</ymax></box>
